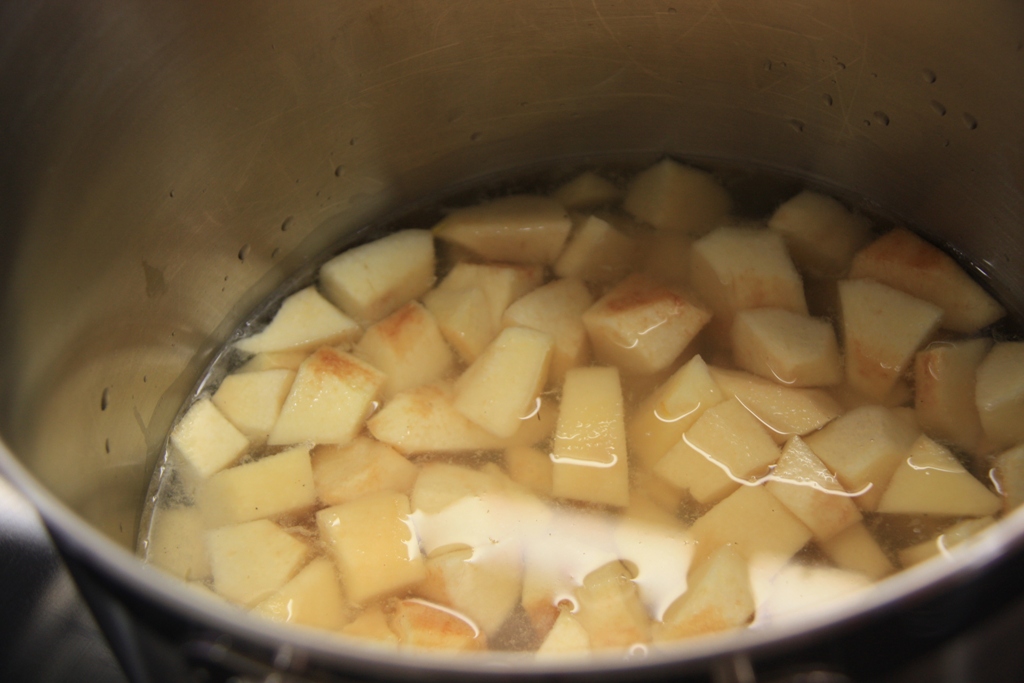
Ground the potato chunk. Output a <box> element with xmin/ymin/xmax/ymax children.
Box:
<box><xmin>317</xmin><ymin>492</ymin><xmax>425</xmax><ymax>604</ymax></box>
<box><xmin>898</xmin><ymin>517</ymin><xmax>995</xmax><ymax>567</ymax></box>
<box><xmin>975</xmin><ymin>342</ymin><xmax>1024</xmax><ymax>450</ymax></box>
<box><xmin>421</xmin><ymin>287</ymin><xmax>493</xmax><ymax>364</ymax></box>
<box><xmin>803</xmin><ymin>405</ymin><xmax>920</xmax><ymax>511</ymax></box>
<box><xmin>688</xmin><ymin>485</ymin><xmax>812</xmax><ymax>568</ymax></box>
<box><xmin>628</xmin><ymin>354</ymin><xmax>725</xmax><ymax>469</ymax></box>
<box><xmin>995</xmin><ymin>443</ymin><xmax>1024</xmax><ymax>511</ymax></box>
<box><xmin>146</xmin><ymin>507</ymin><xmax>210</xmax><ymax>581</ymax></box>
<box><xmin>171</xmin><ymin>399</ymin><xmax>250</xmax><ymax>479</ymax></box>
<box><xmin>537</xmin><ymin>607</ymin><xmax>591</xmax><ymax>656</ymax></box>
<box><xmin>690</xmin><ymin>226</ymin><xmax>808</xmax><ymax>339</ymax></box>
<box><xmin>252</xmin><ymin>557</ymin><xmax>350</xmax><ymax>630</ymax></box>
<box><xmin>206</xmin><ymin>519</ymin><xmax>310</xmax><ymax>607</ymax></box>
<box><xmin>504</xmin><ymin>446</ymin><xmax>553</xmax><ymax>497</ymax></box>
<box><xmin>415</xmin><ymin>545</ymin><xmax>523</xmax><ymax>637</ymax></box>
<box><xmin>653</xmin><ymin>398</ymin><xmax>781</xmax><ymax>505</ymax></box>
<box><xmin>454</xmin><ymin>327</ymin><xmax>553</xmax><ymax>438</ymax></box>
<box><xmin>765</xmin><ymin>437</ymin><xmax>862</xmax><ymax>542</ymax></box>
<box><xmin>838</xmin><ymin>279</ymin><xmax>943</xmax><ymax>401</ymax></box>
<box><xmin>819</xmin><ymin>523</ymin><xmax>893</xmax><ymax>580</ymax></box>
<box><xmin>501</xmin><ymin>278</ymin><xmax>593</xmax><ymax>383</ymax></box>
<box><xmin>342</xmin><ymin>604</ymin><xmax>399</xmax><ymax>646</ymax></box>
<box><xmin>551</xmin><ymin>366</ymin><xmax>630</xmax><ymax>507</ymax></box>
<box><xmin>367</xmin><ymin>382</ymin><xmax>556</xmax><ymax>455</ymax></box>
<box><xmin>914</xmin><ymin>338</ymin><xmax>990</xmax><ymax>452</ymax></box>
<box><xmin>767</xmin><ymin>191</ymin><xmax>872</xmax><ymax>279</ymax></box>
<box><xmin>201</xmin><ymin>446</ymin><xmax>317</xmax><ymax>527</ymax></box>
<box><xmin>354</xmin><ymin>302</ymin><xmax>454</xmax><ymax>399</ymax></box>
<box><xmin>390</xmin><ymin>599</ymin><xmax>487</xmax><ymax>651</ymax></box>
<box><xmin>582</xmin><ymin>273</ymin><xmax>711</xmax><ymax>375</ymax></box>
<box><xmin>753</xmin><ymin>564</ymin><xmax>870</xmax><ymax>624</ymax></box>
<box><xmin>876</xmin><ymin>436</ymin><xmax>1001</xmax><ymax>516</ymax></box>
<box><xmin>707</xmin><ymin>367</ymin><xmax>842</xmax><ymax>444</ymax></box>
<box><xmin>433</xmin><ymin>262</ymin><xmax>544</xmax><ymax>329</ymax></box>
<box><xmin>655</xmin><ymin>546</ymin><xmax>754</xmax><ymax>641</ymax></box>
<box><xmin>554</xmin><ymin>214</ymin><xmax>636</xmax><ymax>284</ymax></box>
<box><xmin>211</xmin><ymin>369</ymin><xmax>295</xmax><ymax>440</ymax></box>
<box><xmin>235</xmin><ymin>287</ymin><xmax>360</xmax><ymax>355</ymax></box>
<box><xmin>432</xmin><ymin>195</ymin><xmax>572</xmax><ymax>265</ymax></box>
<box><xmin>268</xmin><ymin>347</ymin><xmax>386</xmax><ymax>447</ymax></box>
<box><xmin>731</xmin><ymin>308</ymin><xmax>842</xmax><ymax>387</ymax></box>
<box><xmin>848</xmin><ymin>228</ymin><xmax>1005</xmax><ymax>333</ymax></box>
<box><xmin>552</xmin><ymin>171</ymin><xmax>622</xmax><ymax>210</ymax></box>
<box><xmin>623</xmin><ymin>159</ymin><xmax>731</xmax><ymax>235</ymax></box>
<box><xmin>311</xmin><ymin>437</ymin><xmax>418</xmax><ymax>506</ymax></box>
<box><xmin>319</xmin><ymin>229</ymin><xmax>435</xmax><ymax>325</ymax></box>
<box><xmin>574</xmin><ymin>562</ymin><xmax>652</xmax><ymax>650</ymax></box>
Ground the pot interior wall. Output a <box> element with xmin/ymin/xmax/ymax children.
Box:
<box><xmin>1</xmin><ymin>0</ymin><xmax>1022</xmax><ymax>559</ymax></box>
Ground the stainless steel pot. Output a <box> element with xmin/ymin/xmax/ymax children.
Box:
<box><xmin>2</xmin><ymin>1</ymin><xmax>1024</xmax><ymax>681</ymax></box>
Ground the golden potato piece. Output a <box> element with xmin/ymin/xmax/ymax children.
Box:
<box><xmin>201</xmin><ymin>446</ymin><xmax>317</xmax><ymax>527</ymax></box>
<box><xmin>171</xmin><ymin>399</ymin><xmax>250</xmax><ymax>479</ymax></box>
<box><xmin>975</xmin><ymin>342</ymin><xmax>1024</xmax><ymax>450</ymax></box>
<box><xmin>656</xmin><ymin>545</ymin><xmax>754</xmax><ymax>641</ymax></box>
<box><xmin>251</xmin><ymin>557</ymin><xmax>350</xmax><ymax>630</ymax></box>
<box><xmin>819</xmin><ymin>523</ymin><xmax>893</xmax><ymax>581</ymax></box>
<box><xmin>731</xmin><ymin>308</ymin><xmax>842</xmax><ymax>387</ymax></box>
<box><xmin>554</xmin><ymin>214</ymin><xmax>636</xmax><ymax>285</ymax></box>
<box><xmin>235</xmin><ymin>286</ymin><xmax>360</xmax><ymax>355</ymax></box>
<box><xmin>914</xmin><ymin>338</ymin><xmax>990</xmax><ymax>452</ymax></box>
<box><xmin>502</xmin><ymin>278</ymin><xmax>593</xmax><ymax>384</ymax></box>
<box><xmin>767</xmin><ymin>191</ymin><xmax>872</xmax><ymax>279</ymax></box>
<box><xmin>552</xmin><ymin>171</ymin><xmax>622</xmax><ymax>210</ymax></box>
<box><xmin>206</xmin><ymin>519</ymin><xmax>310</xmax><ymax>607</ymax></box>
<box><xmin>623</xmin><ymin>159</ymin><xmax>731</xmax><ymax>235</ymax></box>
<box><xmin>311</xmin><ymin>437</ymin><xmax>418</xmax><ymax>506</ymax></box>
<box><xmin>390</xmin><ymin>599</ymin><xmax>487</xmax><ymax>651</ymax></box>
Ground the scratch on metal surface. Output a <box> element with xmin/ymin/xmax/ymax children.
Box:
<box><xmin>381</xmin><ymin>41</ymin><xmax>462</xmax><ymax>70</ymax></box>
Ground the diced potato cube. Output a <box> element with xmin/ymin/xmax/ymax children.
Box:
<box><xmin>830</xmin><ymin>378</ymin><xmax>914</xmax><ymax>412</ymax></box>
<box><xmin>171</xmin><ymin>399</ymin><xmax>250</xmax><ymax>479</ymax></box>
<box><xmin>583</xmin><ymin>273</ymin><xmax>711</xmax><ymax>375</ymax></box>
<box><xmin>628</xmin><ymin>355</ymin><xmax>724</xmax><ymax>470</ymax></box>
<box><xmin>201</xmin><ymin>446</ymin><xmax>317</xmax><ymax>527</ymax></box>
<box><xmin>146</xmin><ymin>507</ymin><xmax>210</xmax><ymax>581</ymax></box>
<box><xmin>410</xmin><ymin>463</ymin><xmax>504</xmax><ymax>515</ymax></box>
<box><xmin>839</xmin><ymin>279</ymin><xmax>943</xmax><ymax>401</ymax></box>
<box><xmin>819</xmin><ymin>523</ymin><xmax>893</xmax><ymax>580</ymax></box>
<box><xmin>537</xmin><ymin>607</ymin><xmax>591</xmax><ymax>656</ymax></box>
<box><xmin>765</xmin><ymin>436</ymin><xmax>862</xmax><ymax>541</ymax></box>
<box><xmin>319</xmin><ymin>229</ymin><xmax>435</xmax><ymax>325</ymax></box>
<box><xmin>367</xmin><ymin>383</ymin><xmax>556</xmax><ymax>455</ymax></box>
<box><xmin>454</xmin><ymin>327</ymin><xmax>553</xmax><ymax>438</ymax></box>
<box><xmin>235</xmin><ymin>287</ymin><xmax>361</xmax><ymax>355</ymax></box>
<box><xmin>552</xmin><ymin>366</ymin><xmax>630</xmax><ymax>507</ymax></box>
<box><xmin>636</xmin><ymin>231</ymin><xmax>693</xmax><ymax>288</ymax></box>
<box><xmin>251</xmin><ymin>557</ymin><xmax>350</xmax><ymax>630</ymax></box>
<box><xmin>688</xmin><ymin>485</ymin><xmax>812</xmax><ymax>567</ymax></box>
<box><xmin>317</xmin><ymin>492</ymin><xmax>425</xmax><ymax>604</ymax></box>
<box><xmin>206</xmin><ymin>519</ymin><xmax>310</xmax><ymax>606</ymax></box>
<box><xmin>236</xmin><ymin>350</ymin><xmax>310</xmax><ymax>373</ymax></box>
<box><xmin>552</xmin><ymin>171</ymin><xmax>623</xmax><ymax>210</ymax></box>
<box><xmin>629</xmin><ymin>468</ymin><xmax>686</xmax><ymax>520</ymax></box>
<box><xmin>434</xmin><ymin>262</ymin><xmax>544</xmax><ymax>330</ymax></box>
<box><xmin>914</xmin><ymin>339</ymin><xmax>991</xmax><ymax>452</ymax></box>
<box><xmin>502</xmin><ymin>278</ymin><xmax>593</xmax><ymax>383</ymax></box>
<box><xmin>653</xmin><ymin>398</ymin><xmax>781</xmax><ymax>505</ymax></box>
<box><xmin>767</xmin><ymin>191</ymin><xmax>872</xmax><ymax>279</ymax></box>
<box><xmin>690</xmin><ymin>226</ymin><xmax>807</xmax><ymax>339</ymax></box>
<box><xmin>623</xmin><ymin>159</ymin><xmax>731</xmax><ymax>235</ymax></box>
<box><xmin>803</xmin><ymin>405</ymin><xmax>920</xmax><ymax>511</ymax></box>
<box><xmin>731</xmin><ymin>308</ymin><xmax>842</xmax><ymax>387</ymax></box>
<box><xmin>876</xmin><ymin>435</ymin><xmax>1001</xmax><ymax>516</ymax></box>
<box><xmin>613</xmin><ymin>516</ymin><xmax>693</xmax><ymax>619</ymax></box>
<box><xmin>268</xmin><ymin>348</ymin><xmax>385</xmax><ymax>447</ymax></box>
<box><xmin>504</xmin><ymin>446</ymin><xmax>553</xmax><ymax>497</ymax></box>
<box><xmin>898</xmin><ymin>517</ymin><xmax>995</xmax><ymax>567</ymax></box>
<box><xmin>752</xmin><ymin>563</ymin><xmax>870</xmax><ymax>624</ymax></box>
<box><xmin>432</xmin><ymin>195</ymin><xmax>572</xmax><ymax>265</ymax></box>
<box><xmin>342</xmin><ymin>604</ymin><xmax>399</xmax><ymax>646</ymax></box>
<box><xmin>574</xmin><ymin>562</ymin><xmax>652</xmax><ymax>649</ymax></box>
<box><xmin>312</xmin><ymin>437</ymin><xmax>418</xmax><ymax>506</ymax></box>
<box><xmin>975</xmin><ymin>342</ymin><xmax>1024</xmax><ymax>450</ymax></box>
<box><xmin>415</xmin><ymin>544</ymin><xmax>523</xmax><ymax>637</ymax></box>
<box><xmin>390</xmin><ymin>599</ymin><xmax>487</xmax><ymax>651</ymax></box>
<box><xmin>554</xmin><ymin>214</ymin><xmax>636</xmax><ymax>284</ymax></box>
<box><xmin>655</xmin><ymin>545</ymin><xmax>754</xmax><ymax>640</ymax></box>
<box><xmin>354</xmin><ymin>302</ymin><xmax>454</xmax><ymax>398</ymax></box>
<box><xmin>211</xmin><ymin>369</ymin><xmax>295</xmax><ymax>440</ymax></box>
<box><xmin>995</xmin><ymin>443</ymin><xmax>1024</xmax><ymax>510</ymax></box>
<box><xmin>707</xmin><ymin>367</ymin><xmax>842</xmax><ymax>444</ymax></box>
<box><xmin>421</xmin><ymin>286</ymin><xmax>493</xmax><ymax>363</ymax></box>
<box><xmin>848</xmin><ymin>228</ymin><xmax>1005</xmax><ymax>333</ymax></box>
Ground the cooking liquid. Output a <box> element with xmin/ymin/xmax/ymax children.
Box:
<box><xmin>139</xmin><ymin>160</ymin><xmax>1018</xmax><ymax>653</ymax></box>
